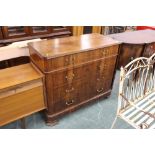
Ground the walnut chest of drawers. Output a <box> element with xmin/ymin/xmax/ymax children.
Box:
<box><xmin>0</xmin><ymin>64</ymin><xmax>46</xmax><ymax>126</ymax></box>
<box><xmin>28</xmin><ymin>33</ymin><xmax>120</xmax><ymax>124</ymax></box>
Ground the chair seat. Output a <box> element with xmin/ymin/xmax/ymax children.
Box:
<box><xmin>119</xmin><ymin>91</ymin><xmax>155</xmax><ymax>129</ymax></box>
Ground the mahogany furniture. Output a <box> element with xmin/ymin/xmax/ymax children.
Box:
<box><xmin>0</xmin><ymin>26</ymin><xmax>72</xmax><ymax>46</ymax></box>
<box><xmin>28</xmin><ymin>33</ymin><xmax>120</xmax><ymax>124</ymax></box>
<box><xmin>0</xmin><ymin>64</ymin><xmax>46</xmax><ymax>127</ymax></box>
<box><xmin>143</xmin><ymin>42</ymin><xmax>155</xmax><ymax>58</ymax></box>
<box><xmin>0</xmin><ymin>46</ymin><xmax>30</xmax><ymax>69</ymax></box>
<box><xmin>109</xmin><ymin>30</ymin><xmax>155</xmax><ymax>68</ymax></box>
<box><xmin>0</xmin><ymin>39</ymin><xmax>42</xmax><ymax>69</ymax></box>
<box><xmin>116</xmin><ymin>43</ymin><xmax>145</xmax><ymax>69</ymax></box>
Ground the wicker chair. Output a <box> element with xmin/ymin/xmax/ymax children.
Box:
<box><xmin>112</xmin><ymin>53</ymin><xmax>155</xmax><ymax>129</ymax></box>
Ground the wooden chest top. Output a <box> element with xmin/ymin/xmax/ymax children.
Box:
<box><xmin>109</xmin><ymin>30</ymin><xmax>155</xmax><ymax>44</ymax></box>
<box><xmin>28</xmin><ymin>33</ymin><xmax>120</xmax><ymax>58</ymax></box>
<box><xmin>0</xmin><ymin>64</ymin><xmax>43</xmax><ymax>90</ymax></box>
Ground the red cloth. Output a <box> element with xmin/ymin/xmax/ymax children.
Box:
<box><xmin>137</xmin><ymin>26</ymin><xmax>155</xmax><ymax>30</ymax></box>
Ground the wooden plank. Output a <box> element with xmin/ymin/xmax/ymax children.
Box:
<box><xmin>0</xmin><ymin>64</ymin><xmax>43</xmax><ymax>90</ymax></box>
<box><xmin>0</xmin><ymin>86</ymin><xmax>45</xmax><ymax>126</ymax></box>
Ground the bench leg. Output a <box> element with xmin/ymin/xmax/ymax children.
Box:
<box><xmin>111</xmin><ymin>116</ymin><xmax>118</xmax><ymax>129</ymax></box>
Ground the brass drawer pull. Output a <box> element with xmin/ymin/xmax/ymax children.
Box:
<box><xmin>66</xmin><ymin>99</ymin><xmax>75</xmax><ymax>105</ymax></box>
<box><xmin>130</xmin><ymin>57</ymin><xmax>134</xmax><ymax>61</ymax></box>
<box><xmin>97</xmin><ymin>77</ymin><xmax>104</xmax><ymax>81</ymax></box>
<box><xmin>97</xmin><ymin>88</ymin><xmax>104</xmax><ymax>93</ymax></box>
<box><xmin>97</xmin><ymin>78</ymin><xmax>100</xmax><ymax>81</ymax></box>
<box><xmin>65</xmin><ymin>74</ymin><xmax>75</xmax><ymax>79</ymax></box>
<box><xmin>65</xmin><ymin>87</ymin><xmax>74</xmax><ymax>93</ymax></box>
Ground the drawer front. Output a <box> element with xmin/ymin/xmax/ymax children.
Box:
<box><xmin>0</xmin><ymin>86</ymin><xmax>45</xmax><ymax>126</ymax></box>
<box><xmin>143</xmin><ymin>43</ymin><xmax>155</xmax><ymax>57</ymax></box>
<box><xmin>117</xmin><ymin>44</ymin><xmax>144</xmax><ymax>68</ymax></box>
<box><xmin>51</xmin><ymin>63</ymin><xmax>95</xmax><ymax>88</ymax></box>
<box><xmin>46</xmin><ymin>45</ymin><xmax>119</xmax><ymax>71</ymax></box>
<box><xmin>52</xmin><ymin>80</ymin><xmax>89</xmax><ymax>113</ymax></box>
<box><xmin>88</xmin><ymin>56</ymin><xmax>117</xmax><ymax>98</ymax></box>
<box><xmin>0</xmin><ymin>79</ymin><xmax>43</xmax><ymax>99</ymax></box>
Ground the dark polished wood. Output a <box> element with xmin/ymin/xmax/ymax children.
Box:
<box><xmin>0</xmin><ymin>57</ymin><xmax>30</xmax><ymax>69</ymax></box>
<box><xmin>0</xmin><ymin>26</ymin><xmax>72</xmax><ymax>46</ymax></box>
<box><xmin>2</xmin><ymin>26</ymin><xmax>30</xmax><ymax>39</ymax></box>
<box><xmin>117</xmin><ymin>43</ymin><xmax>145</xmax><ymax>69</ymax></box>
<box><xmin>109</xmin><ymin>30</ymin><xmax>155</xmax><ymax>68</ymax></box>
<box><xmin>28</xmin><ymin>34</ymin><xmax>120</xmax><ymax>124</ymax></box>
<box><xmin>0</xmin><ymin>46</ymin><xmax>30</xmax><ymax>69</ymax></box>
<box><xmin>143</xmin><ymin>42</ymin><xmax>155</xmax><ymax>57</ymax></box>
<box><xmin>0</xmin><ymin>27</ymin><xmax>3</xmax><ymax>39</ymax></box>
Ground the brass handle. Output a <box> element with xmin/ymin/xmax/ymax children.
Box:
<box><xmin>65</xmin><ymin>74</ymin><xmax>75</xmax><ymax>79</ymax></box>
<box><xmin>97</xmin><ymin>88</ymin><xmax>104</xmax><ymax>93</ymax></box>
<box><xmin>66</xmin><ymin>99</ymin><xmax>74</xmax><ymax>105</ymax></box>
<box><xmin>130</xmin><ymin>57</ymin><xmax>134</xmax><ymax>61</ymax></box>
<box><xmin>97</xmin><ymin>77</ymin><xmax>104</xmax><ymax>81</ymax></box>
<box><xmin>97</xmin><ymin>78</ymin><xmax>100</xmax><ymax>81</ymax></box>
<box><xmin>65</xmin><ymin>87</ymin><xmax>74</xmax><ymax>93</ymax></box>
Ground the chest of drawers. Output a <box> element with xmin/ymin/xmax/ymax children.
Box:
<box><xmin>28</xmin><ymin>34</ymin><xmax>120</xmax><ymax>124</ymax></box>
<box><xmin>0</xmin><ymin>64</ymin><xmax>46</xmax><ymax>126</ymax></box>
<box><xmin>109</xmin><ymin>30</ymin><xmax>155</xmax><ymax>68</ymax></box>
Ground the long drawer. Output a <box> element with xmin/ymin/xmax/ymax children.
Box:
<box><xmin>45</xmin><ymin>45</ymin><xmax>119</xmax><ymax>72</ymax></box>
<box><xmin>0</xmin><ymin>79</ymin><xmax>46</xmax><ymax>126</ymax></box>
<box><xmin>48</xmin><ymin>55</ymin><xmax>117</xmax><ymax>88</ymax></box>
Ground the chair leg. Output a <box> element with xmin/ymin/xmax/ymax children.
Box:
<box><xmin>111</xmin><ymin>116</ymin><xmax>118</xmax><ymax>129</ymax></box>
<box><xmin>20</xmin><ymin>118</ymin><xmax>26</xmax><ymax>129</ymax></box>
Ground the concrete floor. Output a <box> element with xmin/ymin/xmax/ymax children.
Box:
<box><xmin>0</xmin><ymin>71</ymin><xmax>134</xmax><ymax>129</ymax></box>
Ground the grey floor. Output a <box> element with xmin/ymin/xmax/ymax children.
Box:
<box><xmin>0</xmin><ymin>71</ymin><xmax>134</xmax><ymax>129</ymax></box>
